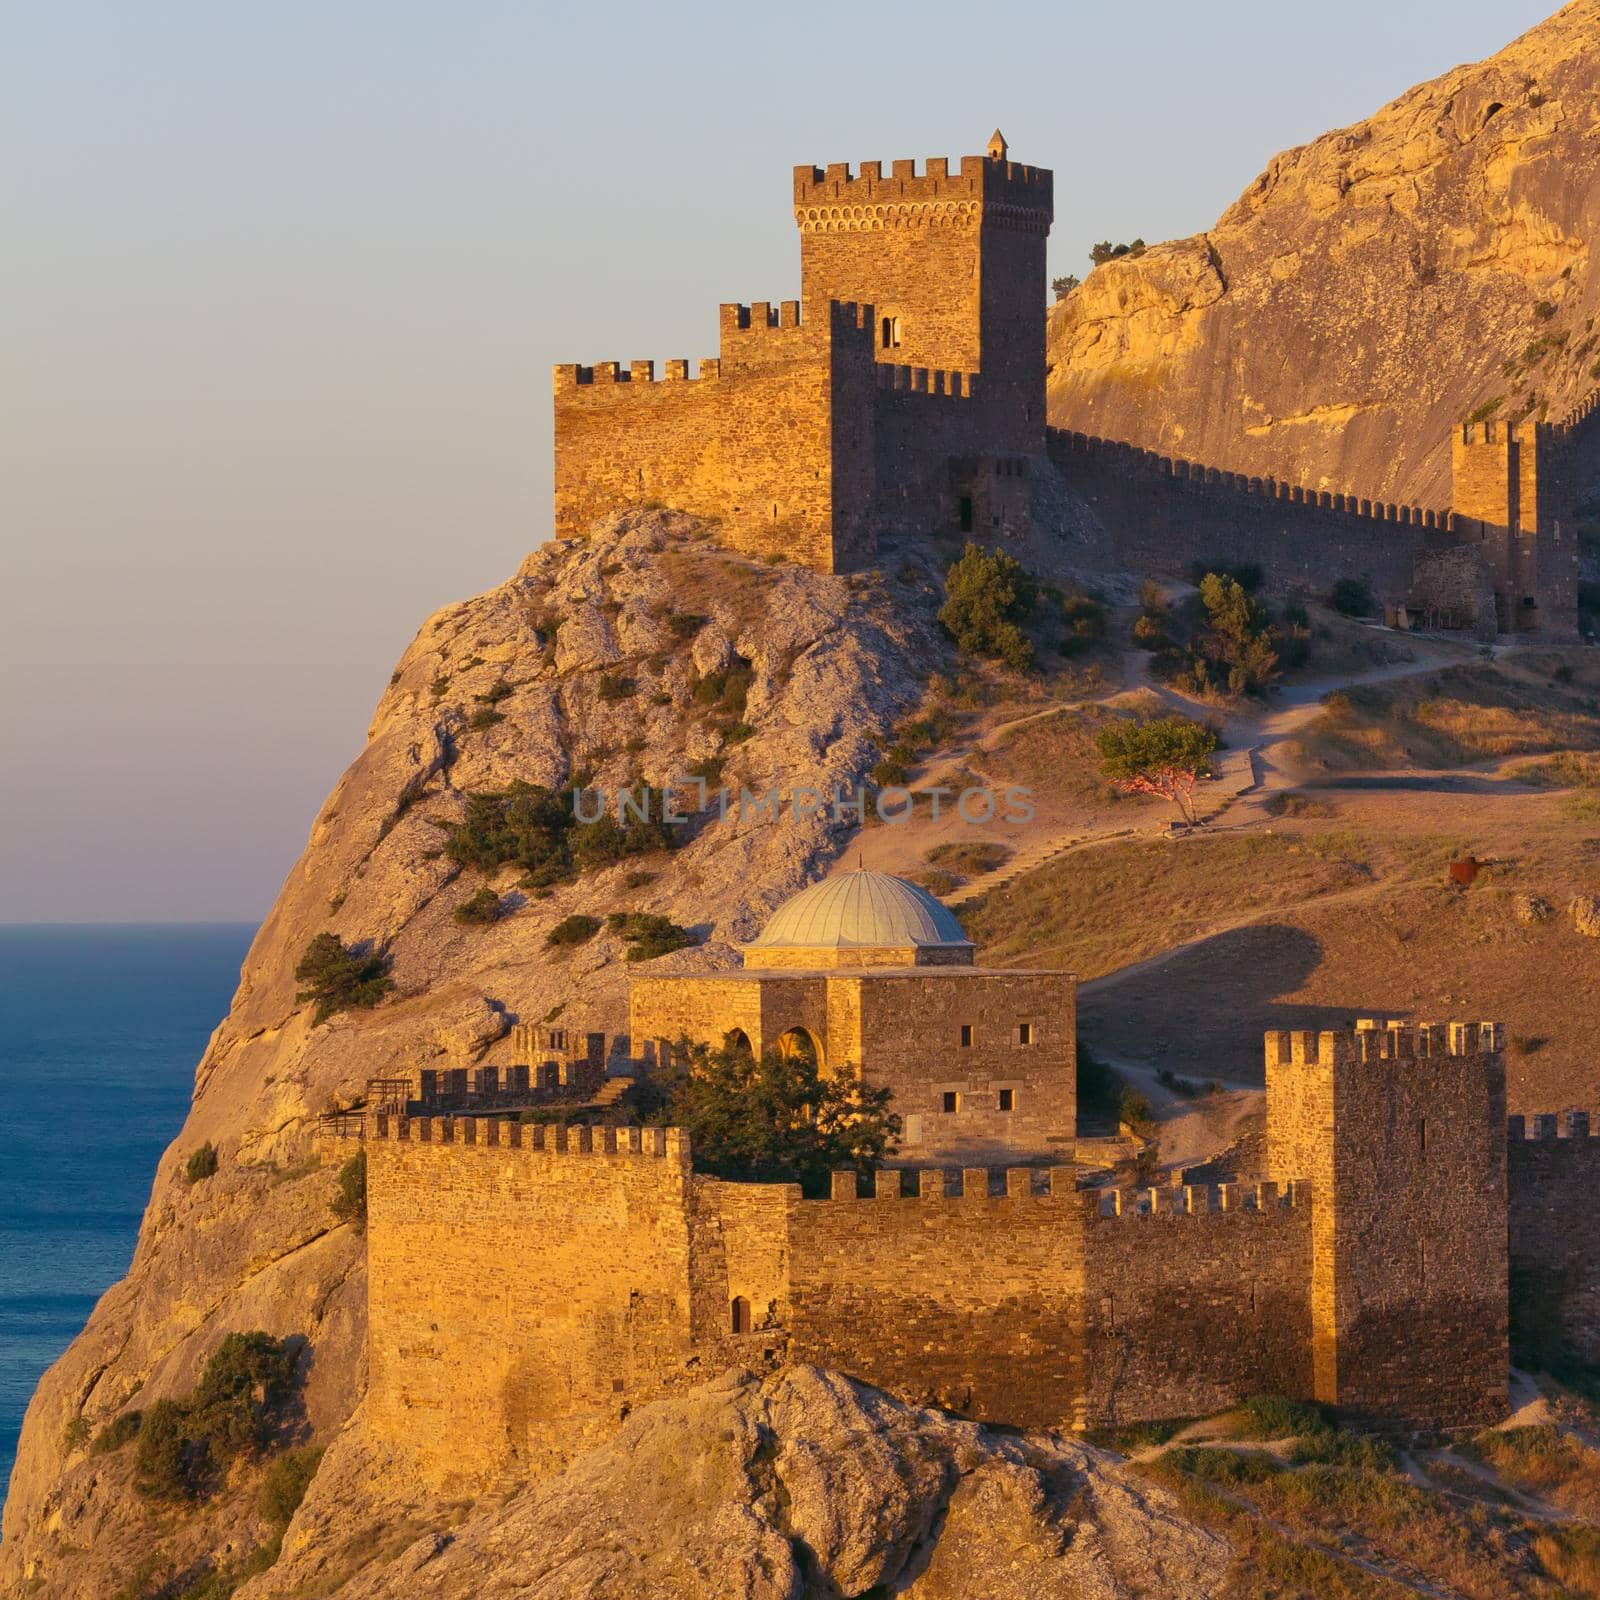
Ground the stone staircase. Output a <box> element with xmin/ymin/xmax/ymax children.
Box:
<box><xmin>582</xmin><ymin>1075</ymin><xmax>635</xmax><ymax>1112</ymax></box>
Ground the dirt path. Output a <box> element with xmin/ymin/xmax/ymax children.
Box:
<box><xmin>943</xmin><ymin>636</ymin><xmax>1476</xmax><ymax>908</ymax></box>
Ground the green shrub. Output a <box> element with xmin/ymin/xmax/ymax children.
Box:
<box><xmin>1330</xmin><ymin>577</ymin><xmax>1375</xmax><ymax>617</ymax></box>
<box><xmin>597</xmin><ymin>671</ymin><xmax>635</xmax><ymax>702</ymax></box>
<box><xmin>293</xmin><ymin>934</ymin><xmax>394</xmax><ymax>1026</ymax></box>
<box><xmin>720</xmin><ymin>721</ymin><xmax>755</xmax><ymax>745</ymax></box>
<box><xmin>185</xmin><ymin>1142</ymin><xmax>219</xmax><ymax>1185</ymax></box>
<box><xmin>665</xmin><ymin>611</ymin><xmax>706</xmax><ymax>640</ymax></box>
<box><xmin>134</xmin><ymin>1398</ymin><xmax>204</xmax><ymax>1501</ymax></box>
<box><xmin>92</xmin><ymin>1410</ymin><xmax>142</xmax><ymax>1454</ymax></box>
<box><xmin>608</xmin><ymin>912</ymin><xmax>695</xmax><ymax>962</ymax></box>
<box><xmin>62</xmin><ymin>1414</ymin><xmax>90</xmax><ymax>1452</ymax></box>
<box><xmin>1232</xmin><ymin>1393</ymin><xmax>1330</xmax><ymax>1440</ymax></box>
<box><xmin>691</xmin><ymin>659</ymin><xmax>753</xmax><ymax>716</ymax></box>
<box><xmin>454</xmin><ymin>887</ymin><xmax>503</xmax><ymax>926</ymax></box>
<box><xmin>259</xmin><ymin>1445</ymin><xmax>324</xmax><ymax>1525</ymax></box>
<box><xmin>467</xmin><ymin>707</ymin><xmax>504</xmax><ymax>731</ymax></box>
<box><xmin>444</xmin><ymin>780</ymin><xmax>680</xmax><ymax>885</ymax></box>
<box><xmin>473</xmin><ymin>679</ymin><xmax>514</xmax><ymax>706</ymax></box>
<box><xmin>622</xmin><ymin>870</ymin><xmax>656</xmax><ymax>890</ymax></box>
<box><xmin>938</xmin><ymin>542</ymin><xmax>1038</xmax><ymax>671</ymax></box>
<box><xmin>331</xmin><ymin>1151</ymin><xmax>366</xmax><ymax>1230</ymax></box>
<box><xmin>1089</xmin><ymin>238</ymin><xmax>1146</xmax><ymax>266</ymax></box>
<box><xmin>547</xmin><ymin>913</ymin><xmax>602</xmax><ymax>947</ymax></box>
<box><xmin>186</xmin><ymin>1332</ymin><xmax>298</xmax><ymax>1461</ymax></box>
<box><xmin>1118</xmin><ymin>1086</ymin><xmax>1153</xmax><ymax>1128</ymax></box>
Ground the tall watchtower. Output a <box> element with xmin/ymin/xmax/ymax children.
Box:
<box><xmin>1265</xmin><ymin>1020</ymin><xmax>1509</xmax><ymax>1432</ymax></box>
<box><xmin>1450</xmin><ymin>420</ymin><xmax>1579</xmax><ymax>637</ymax></box>
<box><xmin>793</xmin><ymin>131</ymin><xmax>1053</xmax><ymax>452</ymax></box>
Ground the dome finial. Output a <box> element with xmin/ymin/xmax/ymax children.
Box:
<box><xmin>987</xmin><ymin>128</ymin><xmax>1008</xmax><ymax>161</ymax></box>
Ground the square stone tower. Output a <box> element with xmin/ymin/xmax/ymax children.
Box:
<box><xmin>1451</xmin><ymin>420</ymin><xmax>1580</xmax><ymax>638</ymax></box>
<box><xmin>1265</xmin><ymin>1020</ymin><xmax>1509</xmax><ymax>1432</ymax></box>
<box><xmin>793</xmin><ymin>130</ymin><xmax>1053</xmax><ymax>454</ymax></box>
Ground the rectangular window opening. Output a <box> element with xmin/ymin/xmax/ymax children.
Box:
<box><xmin>998</xmin><ymin>1088</ymin><xmax>1015</xmax><ymax>1112</ymax></box>
<box><xmin>942</xmin><ymin>1091</ymin><xmax>960</xmax><ymax>1114</ymax></box>
<box><xmin>959</xmin><ymin>1023</ymin><xmax>973</xmax><ymax>1048</ymax></box>
<box><xmin>1017</xmin><ymin>1023</ymin><xmax>1033</xmax><ymax>1046</ymax></box>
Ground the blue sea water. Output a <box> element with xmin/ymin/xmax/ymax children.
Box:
<box><xmin>0</xmin><ymin>923</ymin><xmax>255</xmax><ymax>1509</ymax></box>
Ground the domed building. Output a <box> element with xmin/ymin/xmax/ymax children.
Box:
<box><xmin>628</xmin><ymin>868</ymin><xmax>1076</xmax><ymax>1162</ymax></box>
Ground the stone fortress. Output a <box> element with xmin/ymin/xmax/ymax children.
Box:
<box><xmin>552</xmin><ymin>132</ymin><xmax>1582</xmax><ymax>638</ymax></box>
<box><xmin>322</xmin><ymin>871</ymin><xmax>1600</xmax><ymax>1492</ymax></box>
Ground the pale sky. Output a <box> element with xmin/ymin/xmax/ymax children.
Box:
<box><xmin>2</xmin><ymin>0</ymin><xmax>1557</xmax><ymax>921</ymax></box>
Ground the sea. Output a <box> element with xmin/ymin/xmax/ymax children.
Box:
<box><xmin>0</xmin><ymin>922</ymin><xmax>255</xmax><ymax>1509</ymax></box>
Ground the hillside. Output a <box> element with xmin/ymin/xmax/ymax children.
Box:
<box><xmin>1047</xmin><ymin>0</ymin><xmax>1600</xmax><ymax>507</ymax></box>
<box><xmin>0</xmin><ymin>511</ymin><xmax>941</xmax><ymax>1597</ymax></box>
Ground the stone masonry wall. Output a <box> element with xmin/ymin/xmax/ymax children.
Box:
<box><xmin>1507</xmin><ymin>1113</ymin><xmax>1600</xmax><ymax>1366</ymax></box>
<box><xmin>552</xmin><ymin>300</ymin><xmax>878</xmax><ymax>571</ymax></box>
<box><xmin>365</xmin><ymin>1116</ymin><xmax>695</xmax><ymax>1489</ymax></box>
<box><xmin>1266</xmin><ymin>1023</ymin><xmax>1509</xmax><ymax>1432</ymax></box>
<box><xmin>783</xmin><ymin>1167</ymin><xmax>1084</xmax><ymax>1426</ymax></box>
<box><xmin>1079</xmin><ymin>1183</ymin><xmax>1314</xmax><ymax>1428</ymax></box>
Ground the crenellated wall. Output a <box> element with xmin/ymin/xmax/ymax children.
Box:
<box><xmin>347</xmin><ymin>1016</ymin><xmax>1537</xmax><ymax>1489</ymax></box>
<box><xmin>1507</xmin><ymin>1112</ymin><xmax>1600</xmax><ymax>1367</ymax></box>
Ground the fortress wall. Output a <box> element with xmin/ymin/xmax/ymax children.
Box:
<box><xmin>553</xmin><ymin>360</ymin><xmax>725</xmax><ymax>543</ymax></box>
<box><xmin>1048</xmin><ymin>428</ymin><xmax>1443</xmax><ymax>602</ymax></box>
<box><xmin>628</xmin><ymin>974</ymin><xmax>773</xmax><ymax>1060</ymax></box>
<box><xmin>1079</xmin><ymin>1183</ymin><xmax>1314</xmax><ymax>1426</ymax></box>
<box><xmin>688</xmin><ymin>1176</ymin><xmax>796</xmax><ymax>1347</ymax></box>
<box><xmin>784</xmin><ymin>1168</ymin><xmax>1083</xmax><ymax>1427</ymax></box>
<box><xmin>365</xmin><ymin>1117</ymin><xmax>696</xmax><ymax>1488</ymax></box>
<box><xmin>552</xmin><ymin>301</ymin><xmax>879</xmax><ymax>572</ymax></box>
<box><xmin>1507</xmin><ymin>1114</ymin><xmax>1600</xmax><ymax>1365</ymax></box>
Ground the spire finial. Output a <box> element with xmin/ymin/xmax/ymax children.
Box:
<box><xmin>986</xmin><ymin>128</ymin><xmax>1008</xmax><ymax>161</ymax></box>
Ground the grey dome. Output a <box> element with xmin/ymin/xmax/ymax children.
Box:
<box><xmin>748</xmin><ymin>870</ymin><xmax>972</xmax><ymax>951</ymax></box>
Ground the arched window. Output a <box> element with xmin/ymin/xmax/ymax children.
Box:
<box><xmin>881</xmin><ymin>316</ymin><xmax>902</xmax><ymax>350</ymax></box>
<box><xmin>731</xmin><ymin>1296</ymin><xmax>752</xmax><ymax>1335</ymax></box>
<box><xmin>723</xmin><ymin>1028</ymin><xmax>753</xmax><ymax>1057</ymax></box>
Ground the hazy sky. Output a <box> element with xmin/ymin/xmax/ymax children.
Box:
<box><xmin>3</xmin><ymin>0</ymin><xmax>1556</xmax><ymax>922</ymax></box>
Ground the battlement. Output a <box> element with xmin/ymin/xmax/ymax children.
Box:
<box><xmin>1265</xmin><ymin>1019</ymin><xmax>1502</xmax><ymax>1067</ymax></box>
<box><xmin>1087</xmin><ymin>1179</ymin><xmax>1312</xmax><ymax>1218</ymax></box>
<box><xmin>719</xmin><ymin>298</ymin><xmax>875</xmax><ymax>337</ymax></box>
<box><xmin>874</xmin><ymin>362</ymin><xmax>979</xmax><ymax>399</ymax></box>
<box><xmin>816</xmin><ymin>1165</ymin><xmax>1073</xmax><ymax>1202</ymax></box>
<box><xmin>1509</xmin><ymin>1111</ymin><xmax>1600</xmax><ymax>1142</ymax></box>
<box><xmin>793</xmin><ymin>151</ymin><xmax>1052</xmax><ymax>221</ymax></box>
<box><xmin>554</xmin><ymin>357</ymin><xmax>721</xmax><ymax>392</ymax></box>
<box><xmin>1047</xmin><ymin>427</ymin><xmax>1450</xmax><ymax>531</ymax></box>
<box><xmin>367</xmin><ymin>1113</ymin><xmax>688</xmax><ymax>1163</ymax></box>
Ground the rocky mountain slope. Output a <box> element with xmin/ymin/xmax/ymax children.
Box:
<box><xmin>1047</xmin><ymin>0</ymin><xmax>1600</xmax><ymax>507</ymax></box>
<box><xmin>0</xmin><ymin>511</ymin><xmax>942</xmax><ymax>1597</ymax></box>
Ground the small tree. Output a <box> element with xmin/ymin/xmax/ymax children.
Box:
<box><xmin>938</xmin><ymin>542</ymin><xmax>1039</xmax><ymax>671</ymax></box>
<box><xmin>665</xmin><ymin>1043</ymin><xmax>899</xmax><ymax>1196</ymax></box>
<box><xmin>260</xmin><ymin>1445</ymin><xmax>323</xmax><ymax>1526</ymax></box>
<box><xmin>1096</xmin><ymin>716</ymin><xmax>1219</xmax><ymax>825</ymax></box>
<box><xmin>331</xmin><ymin>1150</ymin><xmax>366</xmax><ymax>1230</ymax></box>
<box><xmin>293</xmin><ymin>933</ymin><xmax>394</xmax><ymax>1026</ymax></box>
<box><xmin>1194</xmin><ymin>572</ymin><xmax>1279</xmax><ymax>695</ymax></box>
<box><xmin>609</xmin><ymin>911</ymin><xmax>695</xmax><ymax>962</ymax></box>
<box><xmin>1051</xmin><ymin>273</ymin><xmax>1080</xmax><ymax>300</ymax></box>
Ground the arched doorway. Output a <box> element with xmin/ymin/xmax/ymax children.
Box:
<box><xmin>722</xmin><ymin>1027</ymin><xmax>753</xmax><ymax>1057</ymax></box>
<box><xmin>731</xmin><ymin>1296</ymin><xmax>752</xmax><ymax>1335</ymax></box>
<box><xmin>775</xmin><ymin>1027</ymin><xmax>820</xmax><ymax>1070</ymax></box>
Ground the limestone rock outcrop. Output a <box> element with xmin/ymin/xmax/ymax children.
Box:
<box><xmin>247</xmin><ymin>1368</ymin><xmax>1231</xmax><ymax>1600</ymax></box>
<box><xmin>1048</xmin><ymin>0</ymin><xmax>1600</xmax><ymax>508</ymax></box>
<box><xmin>0</xmin><ymin>512</ymin><xmax>940</xmax><ymax>1598</ymax></box>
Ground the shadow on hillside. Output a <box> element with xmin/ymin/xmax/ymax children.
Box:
<box><xmin>1078</xmin><ymin>921</ymin><xmax>1419</xmax><ymax>1085</ymax></box>
<box><xmin>1307</xmin><ymin>773</ymin><xmax>1532</xmax><ymax>795</ymax></box>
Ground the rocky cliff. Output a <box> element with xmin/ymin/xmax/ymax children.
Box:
<box><xmin>1047</xmin><ymin>0</ymin><xmax>1600</xmax><ymax>506</ymax></box>
<box><xmin>0</xmin><ymin>512</ymin><xmax>943</xmax><ymax>1597</ymax></box>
